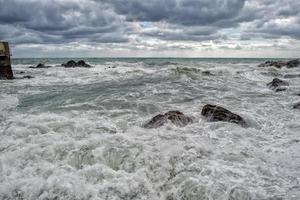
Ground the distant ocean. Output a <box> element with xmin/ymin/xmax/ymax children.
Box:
<box><xmin>1</xmin><ymin>58</ymin><xmax>299</xmax><ymax>199</ymax></box>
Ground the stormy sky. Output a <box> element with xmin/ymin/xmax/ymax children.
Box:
<box><xmin>0</xmin><ymin>0</ymin><xmax>299</xmax><ymax>58</ymax></box>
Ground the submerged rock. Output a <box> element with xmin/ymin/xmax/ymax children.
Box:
<box><xmin>267</xmin><ymin>78</ymin><xmax>289</xmax><ymax>92</ymax></box>
<box><xmin>283</xmin><ymin>74</ymin><xmax>300</xmax><ymax>78</ymax></box>
<box><xmin>274</xmin><ymin>88</ymin><xmax>287</xmax><ymax>92</ymax></box>
<box><xmin>62</xmin><ymin>60</ymin><xmax>92</xmax><ymax>68</ymax></box>
<box><xmin>202</xmin><ymin>70</ymin><xmax>215</xmax><ymax>76</ymax></box>
<box><xmin>143</xmin><ymin>110</ymin><xmax>193</xmax><ymax>129</ymax></box>
<box><xmin>201</xmin><ymin>104</ymin><xmax>247</xmax><ymax>127</ymax></box>
<box><xmin>22</xmin><ymin>75</ymin><xmax>34</xmax><ymax>79</ymax></box>
<box><xmin>16</xmin><ymin>71</ymin><xmax>25</xmax><ymax>74</ymax></box>
<box><xmin>29</xmin><ymin>63</ymin><xmax>51</xmax><ymax>69</ymax></box>
<box><xmin>293</xmin><ymin>102</ymin><xmax>300</xmax><ymax>109</ymax></box>
<box><xmin>258</xmin><ymin>59</ymin><xmax>299</xmax><ymax>68</ymax></box>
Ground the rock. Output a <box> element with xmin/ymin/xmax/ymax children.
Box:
<box><xmin>143</xmin><ymin>111</ymin><xmax>193</xmax><ymax>129</ymax></box>
<box><xmin>293</xmin><ymin>102</ymin><xmax>300</xmax><ymax>109</ymax></box>
<box><xmin>143</xmin><ymin>114</ymin><xmax>167</xmax><ymax>129</ymax></box>
<box><xmin>62</xmin><ymin>60</ymin><xmax>92</xmax><ymax>68</ymax></box>
<box><xmin>267</xmin><ymin>78</ymin><xmax>289</xmax><ymax>92</ymax></box>
<box><xmin>29</xmin><ymin>63</ymin><xmax>51</xmax><ymax>68</ymax></box>
<box><xmin>286</xmin><ymin>59</ymin><xmax>300</xmax><ymax>68</ymax></box>
<box><xmin>201</xmin><ymin>104</ymin><xmax>247</xmax><ymax>127</ymax></box>
<box><xmin>202</xmin><ymin>70</ymin><xmax>214</xmax><ymax>76</ymax></box>
<box><xmin>16</xmin><ymin>71</ymin><xmax>25</xmax><ymax>74</ymax></box>
<box><xmin>275</xmin><ymin>88</ymin><xmax>287</xmax><ymax>92</ymax></box>
<box><xmin>63</xmin><ymin>60</ymin><xmax>76</xmax><ymax>67</ymax></box>
<box><xmin>258</xmin><ymin>59</ymin><xmax>299</xmax><ymax>68</ymax></box>
<box><xmin>77</xmin><ymin>60</ymin><xmax>91</xmax><ymax>68</ymax></box>
<box><xmin>22</xmin><ymin>75</ymin><xmax>34</xmax><ymax>79</ymax></box>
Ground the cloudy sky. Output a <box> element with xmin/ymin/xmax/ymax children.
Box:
<box><xmin>0</xmin><ymin>0</ymin><xmax>300</xmax><ymax>58</ymax></box>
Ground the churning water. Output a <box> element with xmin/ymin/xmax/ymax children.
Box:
<box><xmin>0</xmin><ymin>58</ymin><xmax>299</xmax><ymax>199</ymax></box>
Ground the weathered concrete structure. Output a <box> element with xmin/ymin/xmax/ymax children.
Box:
<box><xmin>0</xmin><ymin>42</ymin><xmax>14</xmax><ymax>79</ymax></box>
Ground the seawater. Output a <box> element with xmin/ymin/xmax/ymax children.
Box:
<box><xmin>0</xmin><ymin>58</ymin><xmax>299</xmax><ymax>199</ymax></box>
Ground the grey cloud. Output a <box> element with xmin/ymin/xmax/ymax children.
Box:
<box><xmin>104</xmin><ymin>0</ymin><xmax>246</xmax><ymax>26</ymax></box>
<box><xmin>240</xmin><ymin>0</ymin><xmax>300</xmax><ymax>40</ymax></box>
<box><xmin>0</xmin><ymin>0</ymin><xmax>130</xmax><ymax>44</ymax></box>
<box><xmin>142</xmin><ymin>26</ymin><xmax>226</xmax><ymax>41</ymax></box>
<box><xmin>1</xmin><ymin>0</ymin><xmax>300</xmax><ymax>57</ymax></box>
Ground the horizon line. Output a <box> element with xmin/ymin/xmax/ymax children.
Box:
<box><xmin>11</xmin><ymin>56</ymin><xmax>300</xmax><ymax>59</ymax></box>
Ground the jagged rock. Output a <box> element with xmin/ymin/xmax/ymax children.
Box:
<box><xmin>77</xmin><ymin>60</ymin><xmax>91</xmax><ymax>67</ymax></box>
<box><xmin>258</xmin><ymin>59</ymin><xmax>299</xmax><ymax>68</ymax></box>
<box><xmin>143</xmin><ymin>111</ymin><xmax>193</xmax><ymax>129</ymax></box>
<box><xmin>286</xmin><ymin>59</ymin><xmax>300</xmax><ymax>68</ymax></box>
<box><xmin>63</xmin><ymin>60</ymin><xmax>76</xmax><ymax>67</ymax></box>
<box><xmin>62</xmin><ymin>60</ymin><xmax>92</xmax><ymax>68</ymax></box>
<box><xmin>267</xmin><ymin>78</ymin><xmax>289</xmax><ymax>92</ymax></box>
<box><xmin>201</xmin><ymin>104</ymin><xmax>247</xmax><ymax>127</ymax></box>
<box><xmin>29</xmin><ymin>63</ymin><xmax>51</xmax><ymax>68</ymax></box>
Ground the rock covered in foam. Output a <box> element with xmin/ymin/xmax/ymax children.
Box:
<box><xmin>293</xmin><ymin>102</ymin><xmax>300</xmax><ymax>109</ymax></box>
<box><xmin>143</xmin><ymin>110</ymin><xmax>193</xmax><ymax>129</ymax></box>
<box><xmin>201</xmin><ymin>104</ymin><xmax>247</xmax><ymax>127</ymax></box>
<box><xmin>267</xmin><ymin>78</ymin><xmax>289</xmax><ymax>92</ymax></box>
<box><xmin>283</xmin><ymin>74</ymin><xmax>300</xmax><ymax>78</ymax></box>
<box><xmin>258</xmin><ymin>59</ymin><xmax>299</xmax><ymax>68</ymax></box>
<box><xmin>62</xmin><ymin>60</ymin><xmax>92</xmax><ymax>68</ymax></box>
<box><xmin>29</xmin><ymin>63</ymin><xmax>51</xmax><ymax>69</ymax></box>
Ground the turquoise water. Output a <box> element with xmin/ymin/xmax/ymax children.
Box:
<box><xmin>0</xmin><ymin>58</ymin><xmax>300</xmax><ymax>199</ymax></box>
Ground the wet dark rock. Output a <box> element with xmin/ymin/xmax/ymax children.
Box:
<box><xmin>258</xmin><ymin>59</ymin><xmax>299</xmax><ymax>68</ymax></box>
<box><xmin>63</xmin><ymin>60</ymin><xmax>76</xmax><ymax>67</ymax></box>
<box><xmin>62</xmin><ymin>60</ymin><xmax>92</xmax><ymax>68</ymax></box>
<box><xmin>105</xmin><ymin>66</ymin><xmax>117</xmax><ymax>70</ymax></box>
<box><xmin>29</xmin><ymin>63</ymin><xmax>51</xmax><ymax>69</ymax></box>
<box><xmin>286</xmin><ymin>59</ymin><xmax>300</xmax><ymax>68</ymax></box>
<box><xmin>293</xmin><ymin>102</ymin><xmax>300</xmax><ymax>109</ymax></box>
<box><xmin>143</xmin><ymin>114</ymin><xmax>167</xmax><ymax>129</ymax></box>
<box><xmin>201</xmin><ymin>104</ymin><xmax>247</xmax><ymax>127</ymax></box>
<box><xmin>275</xmin><ymin>88</ymin><xmax>287</xmax><ymax>92</ymax></box>
<box><xmin>267</xmin><ymin>78</ymin><xmax>289</xmax><ymax>92</ymax></box>
<box><xmin>143</xmin><ymin>111</ymin><xmax>193</xmax><ymax>129</ymax></box>
<box><xmin>22</xmin><ymin>75</ymin><xmax>34</xmax><ymax>79</ymax></box>
<box><xmin>202</xmin><ymin>70</ymin><xmax>214</xmax><ymax>76</ymax></box>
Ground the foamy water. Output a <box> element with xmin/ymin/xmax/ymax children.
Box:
<box><xmin>0</xmin><ymin>58</ymin><xmax>299</xmax><ymax>200</ymax></box>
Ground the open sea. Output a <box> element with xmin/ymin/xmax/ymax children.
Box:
<box><xmin>0</xmin><ymin>58</ymin><xmax>299</xmax><ymax>199</ymax></box>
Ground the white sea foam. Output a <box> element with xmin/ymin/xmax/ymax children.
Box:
<box><xmin>0</xmin><ymin>59</ymin><xmax>299</xmax><ymax>199</ymax></box>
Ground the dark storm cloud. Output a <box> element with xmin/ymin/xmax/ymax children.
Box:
<box><xmin>0</xmin><ymin>0</ymin><xmax>129</xmax><ymax>44</ymax></box>
<box><xmin>104</xmin><ymin>0</ymin><xmax>246</xmax><ymax>26</ymax></box>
